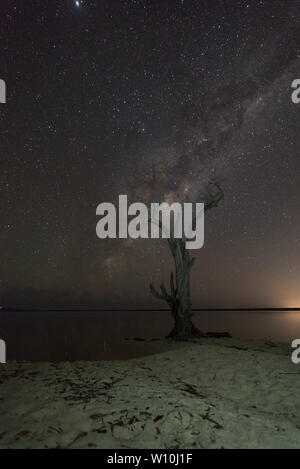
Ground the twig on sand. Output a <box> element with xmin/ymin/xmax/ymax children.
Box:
<box><xmin>202</xmin><ymin>407</ymin><xmax>223</xmax><ymax>429</ymax></box>
<box><xmin>179</xmin><ymin>380</ymin><xmax>206</xmax><ymax>399</ymax></box>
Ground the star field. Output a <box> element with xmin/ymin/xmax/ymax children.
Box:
<box><xmin>1</xmin><ymin>0</ymin><xmax>300</xmax><ymax>308</ymax></box>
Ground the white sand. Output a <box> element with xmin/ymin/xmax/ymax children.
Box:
<box><xmin>0</xmin><ymin>337</ymin><xmax>300</xmax><ymax>449</ymax></box>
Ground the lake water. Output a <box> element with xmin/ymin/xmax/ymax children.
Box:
<box><xmin>1</xmin><ymin>310</ymin><xmax>300</xmax><ymax>361</ymax></box>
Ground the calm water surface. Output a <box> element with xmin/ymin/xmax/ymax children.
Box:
<box><xmin>1</xmin><ymin>310</ymin><xmax>299</xmax><ymax>361</ymax></box>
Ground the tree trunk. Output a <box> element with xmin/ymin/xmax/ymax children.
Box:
<box><xmin>149</xmin><ymin>182</ymin><xmax>225</xmax><ymax>341</ymax></box>
<box><xmin>166</xmin><ymin>314</ymin><xmax>204</xmax><ymax>340</ymax></box>
<box><xmin>150</xmin><ymin>239</ymin><xmax>205</xmax><ymax>340</ymax></box>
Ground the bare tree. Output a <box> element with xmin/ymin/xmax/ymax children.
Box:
<box><xmin>149</xmin><ymin>182</ymin><xmax>224</xmax><ymax>341</ymax></box>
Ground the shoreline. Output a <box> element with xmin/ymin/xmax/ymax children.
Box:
<box><xmin>0</xmin><ymin>337</ymin><xmax>299</xmax><ymax>449</ymax></box>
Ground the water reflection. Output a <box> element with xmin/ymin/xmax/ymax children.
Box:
<box><xmin>1</xmin><ymin>310</ymin><xmax>299</xmax><ymax>361</ymax></box>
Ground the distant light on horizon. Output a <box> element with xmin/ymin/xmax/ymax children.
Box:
<box><xmin>282</xmin><ymin>299</ymin><xmax>300</xmax><ymax>309</ymax></box>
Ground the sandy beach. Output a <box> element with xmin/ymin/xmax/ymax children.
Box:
<box><xmin>0</xmin><ymin>337</ymin><xmax>299</xmax><ymax>449</ymax></box>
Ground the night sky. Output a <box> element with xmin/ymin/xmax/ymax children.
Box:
<box><xmin>1</xmin><ymin>0</ymin><xmax>299</xmax><ymax>309</ymax></box>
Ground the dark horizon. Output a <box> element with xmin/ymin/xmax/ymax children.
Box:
<box><xmin>2</xmin><ymin>307</ymin><xmax>300</xmax><ymax>312</ymax></box>
<box><xmin>2</xmin><ymin>307</ymin><xmax>300</xmax><ymax>363</ymax></box>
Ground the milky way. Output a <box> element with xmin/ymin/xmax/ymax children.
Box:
<box><xmin>1</xmin><ymin>1</ymin><xmax>300</xmax><ymax>308</ymax></box>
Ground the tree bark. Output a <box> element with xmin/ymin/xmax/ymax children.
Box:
<box><xmin>149</xmin><ymin>182</ymin><xmax>225</xmax><ymax>341</ymax></box>
<box><xmin>150</xmin><ymin>238</ymin><xmax>204</xmax><ymax>340</ymax></box>
<box><xmin>166</xmin><ymin>315</ymin><xmax>205</xmax><ymax>340</ymax></box>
